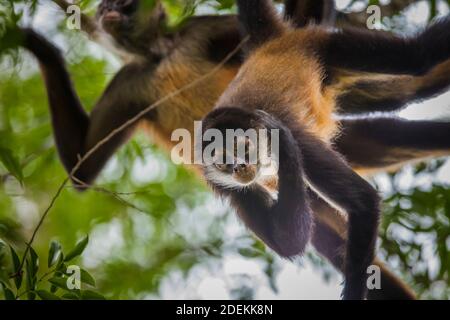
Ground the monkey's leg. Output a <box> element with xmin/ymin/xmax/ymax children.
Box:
<box><xmin>335</xmin><ymin>117</ymin><xmax>450</xmax><ymax>173</ymax></box>
<box><xmin>321</xmin><ymin>17</ymin><xmax>450</xmax><ymax>75</ymax></box>
<box><xmin>310</xmin><ymin>195</ymin><xmax>416</xmax><ymax>300</ymax></box>
<box><xmin>333</xmin><ymin>59</ymin><xmax>450</xmax><ymax>114</ymax></box>
<box><xmin>295</xmin><ymin>127</ymin><xmax>381</xmax><ymax>300</ymax></box>
<box><xmin>284</xmin><ymin>0</ymin><xmax>336</xmax><ymax>27</ymax></box>
<box><xmin>23</xmin><ymin>29</ymin><xmax>152</xmax><ymax>186</ymax></box>
<box><xmin>311</xmin><ymin>116</ymin><xmax>450</xmax><ymax>299</ymax></box>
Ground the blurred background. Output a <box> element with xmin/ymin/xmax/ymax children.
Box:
<box><xmin>0</xmin><ymin>0</ymin><xmax>449</xmax><ymax>300</ymax></box>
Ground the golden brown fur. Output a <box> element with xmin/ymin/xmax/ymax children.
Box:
<box><xmin>217</xmin><ymin>28</ymin><xmax>338</xmax><ymax>141</ymax></box>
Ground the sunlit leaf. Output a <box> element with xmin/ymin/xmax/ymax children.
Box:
<box><xmin>64</xmin><ymin>236</ymin><xmax>89</xmax><ymax>262</ymax></box>
<box><xmin>48</xmin><ymin>277</ymin><xmax>70</xmax><ymax>291</ymax></box>
<box><xmin>29</xmin><ymin>247</ymin><xmax>39</xmax><ymax>278</ymax></box>
<box><xmin>0</xmin><ymin>147</ymin><xmax>23</xmax><ymax>183</ymax></box>
<box><xmin>238</xmin><ymin>248</ymin><xmax>260</xmax><ymax>258</ymax></box>
<box><xmin>80</xmin><ymin>269</ymin><xmax>96</xmax><ymax>287</ymax></box>
<box><xmin>48</xmin><ymin>240</ymin><xmax>62</xmax><ymax>268</ymax></box>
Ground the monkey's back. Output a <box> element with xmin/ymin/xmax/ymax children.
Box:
<box><xmin>138</xmin><ymin>17</ymin><xmax>242</xmax><ymax>159</ymax></box>
<box><xmin>216</xmin><ymin>28</ymin><xmax>339</xmax><ymax>141</ymax></box>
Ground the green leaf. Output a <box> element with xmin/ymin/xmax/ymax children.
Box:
<box><xmin>1</xmin><ymin>282</ymin><xmax>15</xmax><ymax>300</ymax></box>
<box><xmin>81</xmin><ymin>290</ymin><xmax>106</xmax><ymax>300</ymax></box>
<box><xmin>0</xmin><ymin>147</ymin><xmax>23</xmax><ymax>182</ymax></box>
<box><xmin>238</xmin><ymin>247</ymin><xmax>260</xmax><ymax>258</ymax></box>
<box><xmin>0</xmin><ymin>24</ymin><xmax>22</xmax><ymax>57</ymax></box>
<box><xmin>50</xmin><ymin>284</ymin><xmax>58</xmax><ymax>294</ymax></box>
<box><xmin>25</xmin><ymin>260</ymin><xmax>36</xmax><ymax>300</ymax></box>
<box><xmin>9</xmin><ymin>246</ymin><xmax>22</xmax><ymax>289</ymax></box>
<box><xmin>0</xmin><ymin>241</ymin><xmax>5</xmax><ymax>255</ymax></box>
<box><xmin>216</xmin><ymin>0</ymin><xmax>235</xmax><ymax>10</ymax></box>
<box><xmin>61</xmin><ymin>292</ymin><xmax>80</xmax><ymax>300</ymax></box>
<box><xmin>48</xmin><ymin>240</ymin><xmax>62</xmax><ymax>268</ymax></box>
<box><xmin>27</xmin><ymin>291</ymin><xmax>36</xmax><ymax>300</ymax></box>
<box><xmin>64</xmin><ymin>236</ymin><xmax>89</xmax><ymax>262</ymax></box>
<box><xmin>80</xmin><ymin>269</ymin><xmax>96</xmax><ymax>287</ymax></box>
<box><xmin>48</xmin><ymin>277</ymin><xmax>70</xmax><ymax>291</ymax></box>
<box><xmin>24</xmin><ymin>247</ymin><xmax>39</xmax><ymax>301</ymax></box>
<box><xmin>29</xmin><ymin>247</ymin><xmax>39</xmax><ymax>278</ymax></box>
<box><xmin>36</xmin><ymin>290</ymin><xmax>61</xmax><ymax>300</ymax></box>
<box><xmin>10</xmin><ymin>246</ymin><xmax>20</xmax><ymax>273</ymax></box>
<box><xmin>0</xmin><ymin>242</ymin><xmax>5</xmax><ymax>266</ymax></box>
<box><xmin>48</xmin><ymin>276</ymin><xmax>81</xmax><ymax>295</ymax></box>
<box><xmin>56</xmin><ymin>255</ymin><xmax>66</xmax><ymax>271</ymax></box>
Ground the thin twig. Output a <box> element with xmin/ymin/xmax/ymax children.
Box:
<box><xmin>17</xmin><ymin>178</ymin><xmax>69</xmax><ymax>274</ymax></box>
<box><xmin>70</xmin><ymin>177</ymin><xmax>192</xmax><ymax>246</ymax></box>
<box><xmin>71</xmin><ymin>176</ymin><xmax>155</xmax><ymax>216</ymax></box>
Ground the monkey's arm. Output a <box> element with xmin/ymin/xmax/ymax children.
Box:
<box><xmin>203</xmin><ymin>108</ymin><xmax>313</xmax><ymax>258</ymax></box>
<box><xmin>310</xmin><ymin>195</ymin><xmax>416</xmax><ymax>300</ymax></box>
<box><xmin>334</xmin><ymin>117</ymin><xmax>450</xmax><ymax>173</ymax></box>
<box><xmin>332</xmin><ymin>59</ymin><xmax>450</xmax><ymax>114</ymax></box>
<box><xmin>320</xmin><ymin>17</ymin><xmax>450</xmax><ymax>76</ymax></box>
<box><xmin>305</xmin><ymin>117</ymin><xmax>450</xmax><ymax>299</ymax></box>
<box><xmin>22</xmin><ymin>29</ymin><xmax>152</xmax><ymax>186</ymax></box>
<box><xmin>295</xmin><ymin>126</ymin><xmax>381</xmax><ymax>300</ymax></box>
<box><xmin>312</xmin><ymin>116</ymin><xmax>450</xmax><ymax>299</ymax></box>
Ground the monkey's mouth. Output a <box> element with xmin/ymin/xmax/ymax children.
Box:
<box><xmin>101</xmin><ymin>11</ymin><xmax>124</xmax><ymax>26</ymax></box>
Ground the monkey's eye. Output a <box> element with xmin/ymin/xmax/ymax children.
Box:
<box><xmin>121</xmin><ymin>0</ymin><xmax>138</xmax><ymax>15</ymax></box>
<box><xmin>214</xmin><ymin>163</ymin><xmax>233</xmax><ymax>172</ymax></box>
<box><xmin>234</xmin><ymin>137</ymin><xmax>257</xmax><ymax>163</ymax></box>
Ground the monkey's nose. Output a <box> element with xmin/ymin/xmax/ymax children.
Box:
<box><xmin>233</xmin><ymin>163</ymin><xmax>247</xmax><ymax>172</ymax></box>
<box><xmin>103</xmin><ymin>11</ymin><xmax>122</xmax><ymax>22</ymax></box>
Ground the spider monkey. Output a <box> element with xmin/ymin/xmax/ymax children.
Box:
<box><xmin>200</xmin><ymin>0</ymin><xmax>450</xmax><ymax>299</ymax></box>
<box><xmin>16</xmin><ymin>0</ymin><xmax>450</xmax><ymax>299</ymax></box>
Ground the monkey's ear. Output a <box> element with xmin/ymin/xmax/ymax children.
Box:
<box><xmin>237</xmin><ymin>0</ymin><xmax>286</xmax><ymax>53</ymax></box>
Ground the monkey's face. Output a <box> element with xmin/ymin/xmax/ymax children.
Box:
<box><xmin>96</xmin><ymin>0</ymin><xmax>165</xmax><ymax>50</ymax></box>
<box><xmin>205</xmin><ymin>137</ymin><xmax>262</xmax><ymax>189</ymax></box>
<box><xmin>96</xmin><ymin>0</ymin><xmax>162</xmax><ymax>38</ymax></box>
<box><xmin>97</xmin><ymin>0</ymin><xmax>138</xmax><ymax>30</ymax></box>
